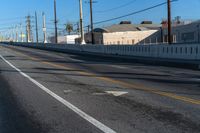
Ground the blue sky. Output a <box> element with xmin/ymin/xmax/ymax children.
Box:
<box><xmin>0</xmin><ymin>0</ymin><xmax>200</xmax><ymax>40</ymax></box>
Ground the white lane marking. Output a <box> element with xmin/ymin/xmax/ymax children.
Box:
<box><xmin>109</xmin><ymin>65</ymin><xmax>128</xmax><ymax>69</ymax></box>
<box><xmin>191</xmin><ymin>78</ymin><xmax>200</xmax><ymax>81</ymax></box>
<box><xmin>69</xmin><ymin>57</ymin><xmax>83</xmax><ymax>62</ymax></box>
<box><xmin>105</xmin><ymin>91</ymin><xmax>128</xmax><ymax>97</ymax></box>
<box><xmin>0</xmin><ymin>55</ymin><xmax>116</xmax><ymax>133</ymax></box>
<box><xmin>63</xmin><ymin>89</ymin><xmax>72</xmax><ymax>94</ymax></box>
<box><xmin>93</xmin><ymin>92</ymin><xmax>108</xmax><ymax>96</ymax></box>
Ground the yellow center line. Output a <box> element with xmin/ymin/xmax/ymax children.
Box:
<box><xmin>3</xmin><ymin>46</ymin><xmax>200</xmax><ymax>105</ymax></box>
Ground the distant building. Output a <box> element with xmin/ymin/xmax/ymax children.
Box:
<box><xmin>143</xmin><ymin>19</ymin><xmax>200</xmax><ymax>44</ymax></box>
<box><xmin>162</xmin><ymin>20</ymin><xmax>200</xmax><ymax>43</ymax></box>
<box><xmin>85</xmin><ymin>18</ymin><xmax>200</xmax><ymax>45</ymax></box>
<box><xmin>49</xmin><ymin>35</ymin><xmax>79</xmax><ymax>44</ymax></box>
<box><xmin>85</xmin><ymin>21</ymin><xmax>161</xmax><ymax>45</ymax></box>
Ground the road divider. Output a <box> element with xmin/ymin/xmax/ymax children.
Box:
<box><xmin>2</xmin><ymin>42</ymin><xmax>200</xmax><ymax>70</ymax></box>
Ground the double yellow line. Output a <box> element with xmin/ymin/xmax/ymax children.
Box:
<box><xmin>4</xmin><ymin>46</ymin><xmax>200</xmax><ymax>105</ymax></box>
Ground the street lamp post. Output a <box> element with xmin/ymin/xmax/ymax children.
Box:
<box><xmin>42</xmin><ymin>12</ymin><xmax>48</xmax><ymax>43</ymax></box>
<box><xmin>79</xmin><ymin>0</ymin><xmax>85</xmax><ymax>44</ymax></box>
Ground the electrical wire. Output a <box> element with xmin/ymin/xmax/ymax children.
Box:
<box><xmin>94</xmin><ymin>0</ymin><xmax>178</xmax><ymax>25</ymax></box>
<box><xmin>95</xmin><ymin>0</ymin><xmax>137</xmax><ymax>13</ymax></box>
<box><xmin>0</xmin><ymin>17</ymin><xmax>25</xmax><ymax>22</ymax></box>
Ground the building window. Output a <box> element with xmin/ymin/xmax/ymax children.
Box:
<box><xmin>132</xmin><ymin>39</ymin><xmax>135</xmax><ymax>44</ymax></box>
<box><xmin>175</xmin><ymin>47</ymin><xmax>178</xmax><ymax>53</ymax></box>
<box><xmin>181</xmin><ymin>32</ymin><xmax>195</xmax><ymax>42</ymax></box>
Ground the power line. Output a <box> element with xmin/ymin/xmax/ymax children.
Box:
<box><xmin>0</xmin><ymin>17</ymin><xmax>25</xmax><ymax>22</ymax></box>
<box><xmin>0</xmin><ymin>22</ymin><xmax>25</xmax><ymax>26</ymax></box>
<box><xmin>94</xmin><ymin>0</ymin><xmax>178</xmax><ymax>25</ymax></box>
<box><xmin>95</xmin><ymin>0</ymin><xmax>137</xmax><ymax>13</ymax></box>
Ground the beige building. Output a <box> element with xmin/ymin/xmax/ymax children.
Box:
<box><xmin>85</xmin><ymin>22</ymin><xmax>161</xmax><ymax>45</ymax></box>
<box><xmin>102</xmin><ymin>30</ymin><xmax>158</xmax><ymax>45</ymax></box>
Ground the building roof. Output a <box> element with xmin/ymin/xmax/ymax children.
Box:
<box><xmin>94</xmin><ymin>23</ymin><xmax>161</xmax><ymax>33</ymax></box>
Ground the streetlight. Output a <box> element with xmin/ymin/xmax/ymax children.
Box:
<box><xmin>79</xmin><ymin>0</ymin><xmax>85</xmax><ymax>44</ymax></box>
<box><xmin>42</xmin><ymin>12</ymin><xmax>48</xmax><ymax>43</ymax></box>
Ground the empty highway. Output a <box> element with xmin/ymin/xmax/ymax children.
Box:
<box><xmin>0</xmin><ymin>44</ymin><xmax>200</xmax><ymax>133</ymax></box>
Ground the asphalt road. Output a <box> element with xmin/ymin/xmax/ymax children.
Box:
<box><xmin>0</xmin><ymin>44</ymin><xmax>200</xmax><ymax>133</ymax></box>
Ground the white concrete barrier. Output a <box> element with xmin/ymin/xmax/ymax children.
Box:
<box><xmin>5</xmin><ymin>42</ymin><xmax>200</xmax><ymax>61</ymax></box>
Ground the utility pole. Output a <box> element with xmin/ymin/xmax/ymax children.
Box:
<box><xmin>79</xmin><ymin>0</ymin><xmax>85</xmax><ymax>44</ymax></box>
<box><xmin>76</xmin><ymin>22</ymin><xmax>80</xmax><ymax>34</ymax></box>
<box><xmin>167</xmin><ymin>0</ymin><xmax>172</xmax><ymax>44</ymax></box>
<box><xmin>12</xmin><ymin>27</ymin><xmax>14</xmax><ymax>41</ymax></box>
<box><xmin>20</xmin><ymin>23</ymin><xmax>23</xmax><ymax>42</ymax></box>
<box><xmin>15</xmin><ymin>25</ymin><xmax>18</xmax><ymax>42</ymax></box>
<box><xmin>35</xmin><ymin>11</ymin><xmax>39</xmax><ymax>43</ymax></box>
<box><xmin>87</xmin><ymin>25</ymin><xmax>90</xmax><ymax>33</ymax></box>
<box><xmin>42</xmin><ymin>12</ymin><xmax>48</xmax><ymax>43</ymax></box>
<box><xmin>54</xmin><ymin>0</ymin><xmax>58</xmax><ymax>43</ymax></box>
<box><xmin>26</xmin><ymin>15</ymin><xmax>32</xmax><ymax>42</ymax></box>
<box><xmin>89</xmin><ymin>0</ymin><xmax>94</xmax><ymax>44</ymax></box>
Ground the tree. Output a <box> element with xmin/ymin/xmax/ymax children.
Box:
<box><xmin>65</xmin><ymin>22</ymin><xmax>73</xmax><ymax>35</ymax></box>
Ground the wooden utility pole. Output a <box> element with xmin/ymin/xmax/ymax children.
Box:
<box><xmin>90</xmin><ymin>0</ymin><xmax>94</xmax><ymax>44</ymax></box>
<box><xmin>167</xmin><ymin>0</ymin><xmax>172</xmax><ymax>44</ymax></box>
<box><xmin>54</xmin><ymin>0</ymin><xmax>58</xmax><ymax>43</ymax></box>
<box><xmin>26</xmin><ymin>15</ymin><xmax>32</xmax><ymax>42</ymax></box>
<box><xmin>35</xmin><ymin>11</ymin><xmax>39</xmax><ymax>43</ymax></box>
<box><xmin>20</xmin><ymin>23</ymin><xmax>23</xmax><ymax>42</ymax></box>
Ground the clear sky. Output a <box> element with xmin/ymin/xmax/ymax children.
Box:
<box><xmin>0</xmin><ymin>0</ymin><xmax>200</xmax><ymax>40</ymax></box>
